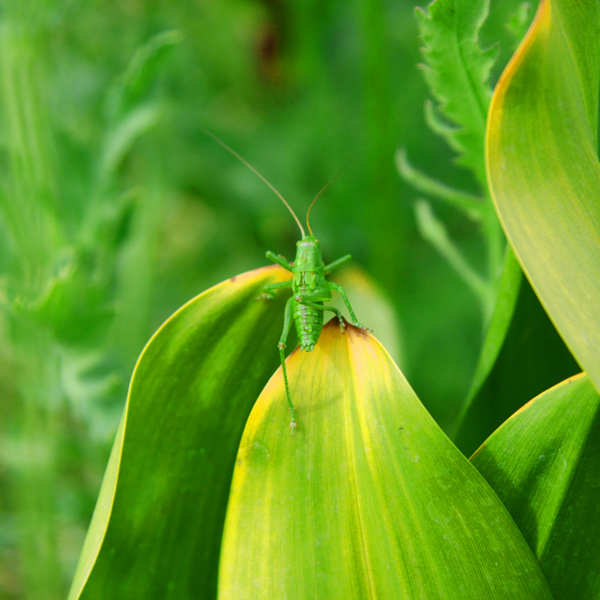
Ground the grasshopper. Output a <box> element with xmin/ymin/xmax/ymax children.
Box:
<box><xmin>204</xmin><ymin>130</ymin><xmax>370</xmax><ymax>433</ymax></box>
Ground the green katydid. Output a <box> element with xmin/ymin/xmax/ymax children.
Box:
<box><xmin>204</xmin><ymin>130</ymin><xmax>370</xmax><ymax>434</ymax></box>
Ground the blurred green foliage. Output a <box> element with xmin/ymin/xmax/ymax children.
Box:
<box><xmin>0</xmin><ymin>0</ymin><xmax>553</xmax><ymax>598</ymax></box>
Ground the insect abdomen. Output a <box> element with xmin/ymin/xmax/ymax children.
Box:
<box><xmin>293</xmin><ymin>301</ymin><xmax>323</xmax><ymax>352</ymax></box>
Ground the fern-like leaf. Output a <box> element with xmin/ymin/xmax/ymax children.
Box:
<box><xmin>416</xmin><ymin>0</ymin><xmax>497</xmax><ymax>186</ymax></box>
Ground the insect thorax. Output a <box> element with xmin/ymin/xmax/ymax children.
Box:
<box><xmin>294</xmin><ymin>235</ymin><xmax>322</xmax><ymax>265</ymax></box>
<box><xmin>292</xmin><ymin>235</ymin><xmax>326</xmax><ymax>291</ymax></box>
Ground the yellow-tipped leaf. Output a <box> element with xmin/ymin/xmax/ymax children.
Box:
<box><xmin>218</xmin><ymin>321</ymin><xmax>552</xmax><ymax>599</ymax></box>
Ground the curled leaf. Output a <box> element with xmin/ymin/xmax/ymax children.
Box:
<box><xmin>486</xmin><ymin>0</ymin><xmax>600</xmax><ymax>389</ymax></box>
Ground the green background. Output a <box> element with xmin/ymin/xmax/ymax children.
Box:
<box><xmin>0</xmin><ymin>1</ymin><xmax>578</xmax><ymax>598</ymax></box>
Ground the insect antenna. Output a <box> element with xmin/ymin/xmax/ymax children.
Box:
<box><xmin>306</xmin><ymin>158</ymin><xmax>354</xmax><ymax>236</ymax></box>
<box><xmin>201</xmin><ymin>127</ymin><xmax>305</xmax><ymax>237</ymax></box>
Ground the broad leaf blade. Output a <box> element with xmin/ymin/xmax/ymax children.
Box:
<box><xmin>218</xmin><ymin>321</ymin><xmax>552</xmax><ymax>599</ymax></box>
<box><xmin>486</xmin><ymin>0</ymin><xmax>600</xmax><ymax>389</ymax></box>
<box><xmin>471</xmin><ymin>374</ymin><xmax>600</xmax><ymax>598</ymax></box>
<box><xmin>69</xmin><ymin>266</ymin><xmax>291</xmax><ymax>600</ymax></box>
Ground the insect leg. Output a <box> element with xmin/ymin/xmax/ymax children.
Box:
<box><xmin>266</xmin><ymin>250</ymin><xmax>293</xmax><ymax>272</ymax></box>
<box><xmin>279</xmin><ymin>296</ymin><xmax>297</xmax><ymax>434</ymax></box>
<box><xmin>327</xmin><ymin>282</ymin><xmax>372</xmax><ymax>331</ymax></box>
<box><xmin>323</xmin><ymin>254</ymin><xmax>351</xmax><ymax>275</ymax></box>
<box><xmin>295</xmin><ymin>297</ymin><xmax>346</xmax><ymax>333</ymax></box>
<box><xmin>259</xmin><ymin>279</ymin><xmax>292</xmax><ymax>300</ymax></box>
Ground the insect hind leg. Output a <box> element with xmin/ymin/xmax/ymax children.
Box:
<box><xmin>278</xmin><ymin>297</ymin><xmax>297</xmax><ymax>434</ymax></box>
<box><xmin>327</xmin><ymin>282</ymin><xmax>371</xmax><ymax>331</ymax></box>
<box><xmin>296</xmin><ymin>299</ymin><xmax>346</xmax><ymax>333</ymax></box>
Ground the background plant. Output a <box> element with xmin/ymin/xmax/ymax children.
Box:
<box><xmin>0</xmin><ymin>0</ymin><xmax>590</xmax><ymax>598</ymax></box>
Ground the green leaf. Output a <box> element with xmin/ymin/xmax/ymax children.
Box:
<box><xmin>97</xmin><ymin>104</ymin><xmax>161</xmax><ymax>186</ymax></box>
<box><xmin>414</xmin><ymin>198</ymin><xmax>491</xmax><ymax>313</ymax></box>
<box><xmin>416</xmin><ymin>0</ymin><xmax>497</xmax><ymax>184</ymax></box>
<box><xmin>453</xmin><ymin>265</ymin><xmax>579</xmax><ymax>455</ymax></box>
<box><xmin>68</xmin><ymin>266</ymin><xmax>291</xmax><ymax>600</ymax></box>
<box><xmin>471</xmin><ymin>373</ymin><xmax>600</xmax><ymax>598</ymax></box>
<box><xmin>461</xmin><ymin>247</ymin><xmax>522</xmax><ymax>405</ymax></box>
<box><xmin>504</xmin><ymin>2</ymin><xmax>534</xmax><ymax>46</ymax></box>
<box><xmin>13</xmin><ymin>257</ymin><xmax>115</xmax><ymax>348</ymax></box>
<box><xmin>96</xmin><ymin>31</ymin><xmax>182</xmax><ymax>191</ymax></box>
<box><xmin>106</xmin><ymin>30</ymin><xmax>182</xmax><ymax>119</ymax></box>
<box><xmin>218</xmin><ymin>321</ymin><xmax>552</xmax><ymax>599</ymax></box>
<box><xmin>395</xmin><ymin>148</ymin><xmax>485</xmax><ymax>219</ymax></box>
<box><xmin>486</xmin><ymin>0</ymin><xmax>600</xmax><ymax>389</ymax></box>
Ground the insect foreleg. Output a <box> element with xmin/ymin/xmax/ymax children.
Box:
<box><xmin>323</xmin><ymin>254</ymin><xmax>351</xmax><ymax>275</ymax></box>
<box><xmin>260</xmin><ymin>279</ymin><xmax>292</xmax><ymax>300</ymax></box>
<box><xmin>327</xmin><ymin>281</ymin><xmax>371</xmax><ymax>331</ymax></box>
<box><xmin>266</xmin><ymin>251</ymin><xmax>293</xmax><ymax>272</ymax></box>
<box><xmin>278</xmin><ymin>297</ymin><xmax>297</xmax><ymax>434</ymax></box>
